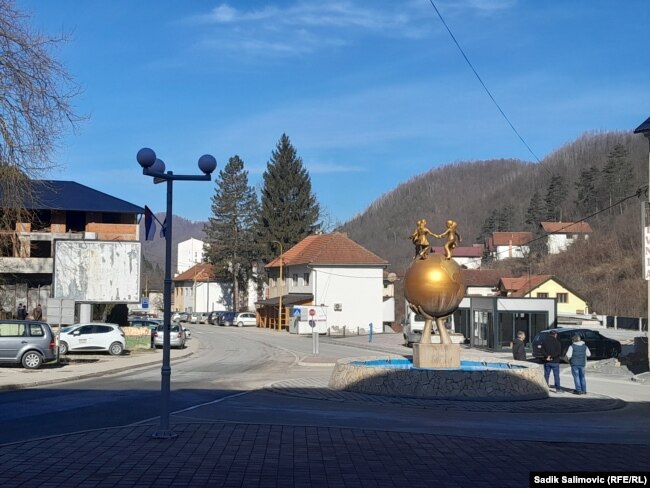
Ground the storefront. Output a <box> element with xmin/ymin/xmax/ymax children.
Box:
<box><xmin>453</xmin><ymin>297</ymin><xmax>556</xmax><ymax>351</ymax></box>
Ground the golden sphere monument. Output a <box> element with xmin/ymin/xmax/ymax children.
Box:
<box><xmin>406</xmin><ymin>219</ymin><xmax>465</xmax><ymax>368</ymax></box>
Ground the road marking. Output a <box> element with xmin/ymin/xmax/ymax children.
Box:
<box><xmin>126</xmin><ymin>390</ymin><xmax>253</xmax><ymax>426</ymax></box>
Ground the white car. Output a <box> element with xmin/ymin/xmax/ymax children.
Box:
<box><xmin>59</xmin><ymin>323</ymin><xmax>126</xmax><ymax>356</ymax></box>
<box><xmin>233</xmin><ymin>312</ymin><xmax>257</xmax><ymax>327</ymax></box>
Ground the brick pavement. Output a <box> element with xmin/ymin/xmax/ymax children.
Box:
<box><xmin>0</xmin><ymin>422</ymin><xmax>646</xmax><ymax>487</ymax></box>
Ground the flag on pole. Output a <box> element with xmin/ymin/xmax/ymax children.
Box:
<box><xmin>160</xmin><ymin>217</ymin><xmax>167</xmax><ymax>239</ymax></box>
<box><xmin>144</xmin><ymin>205</ymin><xmax>157</xmax><ymax>241</ymax></box>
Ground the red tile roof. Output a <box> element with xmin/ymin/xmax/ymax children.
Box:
<box><xmin>540</xmin><ymin>222</ymin><xmax>593</xmax><ymax>234</ymax></box>
<box><xmin>266</xmin><ymin>232</ymin><xmax>388</xmax><ymax>268</ymax></box>
<box><xmin>491</xmin><ymin>232</ymin><xmax>533</xmax><ymax>246</ymax></box>
<box><xmin>173</xmin><ymin>263</ymin><xmax>214</xmax><ymax>282</ymax></box>
<box><xmin>431</xmin><ymin>246</ymin><xmax>483</xmax><ymax>258</ymax></box>
<box><xmin>461</xmin><ymin>269</ymin><xmax>511</xmax><ymax>287</ymax></box>
<box><xmin>499</xmin><ymin>275</ymin><xmax>553</xmax><ymax>297</ymax></box>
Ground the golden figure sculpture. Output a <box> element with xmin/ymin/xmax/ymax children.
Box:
<box><xmin>433</xmin><ymin>219</ymin><xmax>461</xmax><ymax>259</ymax></box>
<box><xmin>409</xmin><ymin>219</ymin><xmax>434</xmax><ymax>259</ymax></box>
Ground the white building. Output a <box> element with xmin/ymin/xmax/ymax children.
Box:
<box><xmin>486</xmin><ymin>232</ymin><xmax>532</xmax><ymax>261</ymax></box>
<box><xmin>176</xmin><ymin>238</ymin><xmax>205</xmax><ymax>275</ymax></box>
<box><xmin>540</xmin><ymin>222</ymin><xmax>592</xmax><ymax>254</ymax></box>
<box><xmin>172</xmin><ymin>263</ymin><xmax>231</xmax><ymax>313</ymax></box>
<box><xmin>431</xmin><ymin>245</ymin><xmax>483</xmax><ymax>269</ymax></box>
<box><xmin>257</xmin><ymin>232</ymin><xmax>389</xmax><ymax>334</ymax></box>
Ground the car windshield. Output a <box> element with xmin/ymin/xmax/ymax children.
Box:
<box><xmin>156</xmin><ymin>324</ymin><xmax>181</xmax><ymax>332</ymax></box>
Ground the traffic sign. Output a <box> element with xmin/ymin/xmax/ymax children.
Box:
<box><xmin>309</xmin><ymin>308</ymin><xmax>316</xmax><ymax>316</ymax></box>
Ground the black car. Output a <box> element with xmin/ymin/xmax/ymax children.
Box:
<box><xmin>218</xmin><ymin>312</ymin><xmax>236</xmax><ymax>327</ymax></box>
<box><xmin>207</xmin><ymin>311</ymin><xmax>227</xmax><ymax>325</ymax></box>
<box><xmin>532</xmin><ymin>328</ymin><xmax>621</xmax><ymax>361</ymax></box>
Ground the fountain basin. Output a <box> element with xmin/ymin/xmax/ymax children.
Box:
<box><xmin>328</xmin><ymin>356</ymin><xmax>548</xmax><ymax>401</ymax></box>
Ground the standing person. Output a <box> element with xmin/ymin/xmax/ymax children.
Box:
<box><xmin>566</xmin><ymin>334</ymin><xmax>591</xmax><ymax>395</ymax></box>
<box><xmin>33</xmin><ymin>303</ymin><xmax>43</xmax><ymax>321</ymax></box>
<box><xmin>512</xmin><ymin>330</ymin><xmax>527</xmax><ymax>360</ymax></box>
<box><xmin>540</xmin><ymin>330</ymin><xmax>562</xmax><ymax>392</ymax></box>
<box><xmin>16</xmin><ymin>303</ymin><xmax>27</xmax><ymax>320</ymax></box>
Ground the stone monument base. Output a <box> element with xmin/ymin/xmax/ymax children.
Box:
<box><xmin>413</xmin><ymin>343</ymin><xmax>460</xmax><ymax>368</ymax></box>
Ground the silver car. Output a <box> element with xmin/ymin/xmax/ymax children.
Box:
<box><xmin>0</xmin><ymin>320</ymin><xmax>57</xmax><ymax>369</ymax></box>
<box><xmin>153</xmin><ymin>324</ymin><xmax>186</xmax><ymax>349</ymax></box>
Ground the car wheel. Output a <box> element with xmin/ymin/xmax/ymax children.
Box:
<box><xmin>608</xmin><ymin>347</ymin><xmax>619</xmax><ymax>358</ymax></box>
<box><xmin>109</xmin><ymin>342</ymin><xmax>124</xmax><ymax>356</ymax></box>
<box><xmin>59</xmin><ymin>341</ymin><xmax>69</xmax><ymax>355</ymax></box>
<box><xmin>22</xmin><ymin>351</ymin><xmax>43</xmax><ymax>369</ymax></box>
<box><xmin>237</xmin><ymin>321</ymin><xmax>244</xmax><ymax>327</ymax></box>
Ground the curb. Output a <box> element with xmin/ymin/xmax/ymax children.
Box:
<box><xmin>0</xmin><ymin>340</ymin><xmax>199</xmax><ymax>391</ymax></box>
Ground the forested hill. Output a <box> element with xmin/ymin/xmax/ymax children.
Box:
<box><xmin>339</xmin><ymin>131</ymin><xmax>649</xmax><ymax>317</ymax></box>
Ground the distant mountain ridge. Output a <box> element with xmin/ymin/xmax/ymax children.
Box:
<box><xmin>339</xmin><ymin>131</ymin><xmax>648</xmax><ymax>317</ymax></box>
<box><xmin>339</xmin><ymin>131</ymin><xmax>647</xmax><ymax>273</ymax></box>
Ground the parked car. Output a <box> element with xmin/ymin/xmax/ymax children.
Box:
<box><xmin>128</xmin><ymin>318</ymin><xmax>161</xmax><ymax>331</ymax></box>
<box><xmin>153</xmin><ymin>323</ymin><xmax>186</xmax><ymax>349</ymax></box>
<box><xmin>127</xmin><ymin>318</ymin><xmax>162</xmax><ymax>347</ymax></box>
<box><xmin>177</xmin><ymin>312</ymin><xmax>191</xmax><ymax>323</ymax></box>
<box><xmin>222</xmin><ymin>312</ymin><xmax>257</xmax><ymax>327</ymax></box>
<box><xmin>198</xmin><ymin>313</ymin><xmax>209</xmax><ymax>324</ymax></box>
<box><xmin>0</xmin><ymin>320</ymin><xmax>57</xmax><ymax>369</ymax></box>
<box><xmin>209</xmin><ymin>311</ymin><xmax>229</xmax><ymax>325</ymax></box>
<box><xmin>59</xmin><ymin>323</ymin><xmax>126</xmax><ymax>356</ymax></box>
<box><xmin>532</xmin><ymin>328</ymin><xmax>621</xmax><ymax>361</ymax></box>
<box><xmin>189</xmin><ymin>313</ymin><xmax>200</xmax><ymax>324</ymax></box>
<box><xmin>218</xmin><ymin>311</ymin><xmax>236</xmax><ymax>326</ymax></box>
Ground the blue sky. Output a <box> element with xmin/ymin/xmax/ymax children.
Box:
<box><xmin>19</xmin><ymin>0</ymin><xmax>650</xmax><ymax>225</ymax></box>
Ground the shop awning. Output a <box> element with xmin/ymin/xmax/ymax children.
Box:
<box><xmin>255</xmin><ymin>293</ymin><xmax>313</xmax><ymax>307</ymax></box>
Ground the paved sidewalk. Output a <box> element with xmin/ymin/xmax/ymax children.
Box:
<box><xmin>0</xmin><ymin>338</ymin><xmax>198</xmax><ymax>391</ymax></box>
<box><xmin>0</xmin><ymin>422</ymin><xmax>646</xmax><ymax>488</ymax></box>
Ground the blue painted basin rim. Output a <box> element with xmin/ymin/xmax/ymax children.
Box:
<box><xmin>350</xmin><ymin>358</ymin><xmax>525</xmax><ymax>371</ymax></box>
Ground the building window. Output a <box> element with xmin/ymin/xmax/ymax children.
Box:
<box><xmin>556</xmin><ymin>293</ymin><xmax>568</xmax><ymax>303</ymax></box>
<box><xmin>292</xmin><ymin>274</ymin><xmax>298</xmax><ymax>286</ymax></box>
<box><xmin>303</xmin><ymin>273</ymin><xmax>310</xmax><ymax>285</ymax></box>
<box><xmin>537</xmin><ymin>293</ymin><xmax>548</xmax><ymax>298</ymax></box>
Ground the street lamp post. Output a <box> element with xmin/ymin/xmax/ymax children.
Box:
<box><xmin>634</xmin><ymin>116</ymin><xmax>650</xmax><ymax>369</ymax></box>
<box><xmin>137</xmin><ymin>147</ymin><xmax>216</xmax><ymax>439</ymax></box>
<box><xmin>272</xmin><ymin>241</ymin><xmax>283</xmax><ymax>331</ymax></box>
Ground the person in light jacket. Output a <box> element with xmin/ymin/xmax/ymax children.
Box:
<box><xmin>566</xmin><ymin>334</ymin><xmax>591</xmax><ymax>395</ymax></box>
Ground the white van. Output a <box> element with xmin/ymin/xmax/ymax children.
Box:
<box><xmin>402</xmin><ymin>301</ymin><xmax>464</xmax><ymax>346</ymax></box>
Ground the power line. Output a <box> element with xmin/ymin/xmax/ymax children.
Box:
<box><xmin>427</xmin><ymin>0</ymin><xmax>546</xmax><ymax>168</ymax></box>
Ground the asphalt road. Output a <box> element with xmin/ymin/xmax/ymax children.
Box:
<box><xmin>1</xmin><ymin>324</ymin><xmax>649</xmax><ymax>448</ymax></box>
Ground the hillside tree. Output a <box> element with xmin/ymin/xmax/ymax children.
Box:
<box><xmin>574</xmin><ymin>166</ymin><xmax>601</xmax><ymax>215</ymax></box>
<box><xmin>524</xmin><ymin>190</ymin><xmax>544</xmax><ymax>230</ymax></box>
<box><xmin>257</xmin><ymin>134</ymin><xmax>320</xmax><ymax>260</ymax></box>
<box><xmin>204</xmin><ymin>155</ymin><xmax>259</xmax><ymax>310</ymax></box>
<box><xmin>600</xmin><ymin>144</ymin><xmax>635</xmax><ymax>215</ymax></box>
<box><xmin>544</xmin><ymin>174</ymin><xmax>568</xmax><ymax>221</ymax></box>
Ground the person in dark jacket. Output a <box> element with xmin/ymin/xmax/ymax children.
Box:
<box><xmin>540</xmin><ymin>330</ymin><xmax>562</xmax><ymax>392</ymax></box>
<box><xmin>512</xmin><ymin>330</ymin><xmax>527</xmax><ymax>361</ymax></box>
<box><xmin>566</xmin><ymin>334</ymin><xmax>591</xmax><ymax>395</ymax></box>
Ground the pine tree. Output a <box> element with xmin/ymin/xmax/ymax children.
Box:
<box><xmin>544</xmin><ymin>174</ymin><xmax>568</xmax><ymax>221</ymax></box>
<box><xmin>574</xmin><ymin>166</ymin><xmax>600</xmax><ymax>214</ymax></box>
<box><xmin>257</xmin><ymin>134</ymin><xmax>320</xmax><ymax>259</ymax></box>
<box><xmin>204</xmin><ymin>155</ymin><xmax>259</xmax><ymax>310</ymax></box>
<box><xmin>601</xmin><ymin>144</ymin><xmax>635</xmax><ymax>215</ymax></box>
<box><xmin>524</xmin><ymin>191</ymin><xmax>544</xmax><ymax>230</ymax></box>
